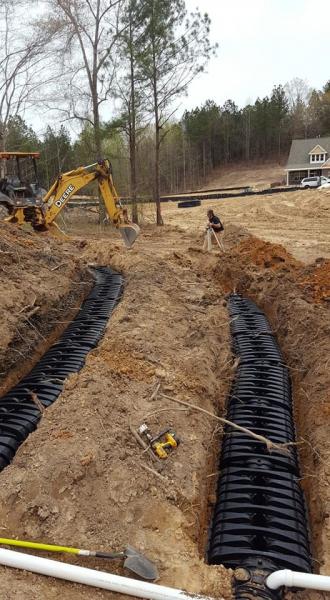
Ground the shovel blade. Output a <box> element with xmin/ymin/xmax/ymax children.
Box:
<box><xmin>119</xmin><ymin>224</ymin><xmax>140</xmax><ymax>249</ymax></box>
<box><xmin>124</xmin><ymin>546</ymin><xmax>158</xmax><ymax>581</ymax></box>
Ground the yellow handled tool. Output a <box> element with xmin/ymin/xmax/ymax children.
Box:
<box><xmin>0</xmin><ymin>538</ymin><xmax>158</xmax><ymax>580</ymax></box>
<box><xmin>138</xmin><ymin>424</ymin><xmax>180</xmax><ymax>459</ymax></box>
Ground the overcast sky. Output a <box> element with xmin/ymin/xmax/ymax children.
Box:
<box><xmin>183</xmin><ymin>0</ymin><xmax>330</xmax><ymax>111</ymax></box>
<box><xmin>25</xmin><ymin>0</ymin><xmax>330</xmax><ymax>136</ymax></box>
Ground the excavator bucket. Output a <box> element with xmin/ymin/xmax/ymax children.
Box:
<box><xmin>119</xmin><ymin>223</ymin><xmax>140</xmax><ymax>248</ymax></box>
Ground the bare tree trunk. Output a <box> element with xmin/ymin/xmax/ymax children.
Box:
<box><xmin>183</xmin><ymin>135</ymin><xmax>186</xmax><ymax>191</ymax></box>
<box><xmin>0</xmin><ymin>124</ymin><xmax>5</xmax><ymax>177</ymax></box>
<box><xmin>128</xmin><ymin>15</ymin><xmax>138</xmax><ymax>224</ymax></box>
<box><xmin>151</xmin><ymin>33</ymin><xmax>163</xmax><ymax>225</ymax></box>
<box><xmin>92</xmin><ymin>91</ymin><xmax>106</xmax><ymax>223</ymax></box>
<box><xmin>154</xmin><ymin>123</ymin><xmax>163</xmax><ymax>225</ymax></box>
<box><xmin>202</xmin><ymin>140</ymin><xmax>206</xmax><ymax>179</ymax></box>
<box><xmin>93</xmin><ymin>102</ymin><xmax>102</xmax><ymax>156</ymax></box>
<box><xmin>92</xmin><ymin>0</ymin><xmax>106</xmax><ymax>223</ymax></box>
<box><xmin>0</xmin><ymin>127</ymin><xmax>5</xmax><ymax>178</ymax></box>
<box><xmin>245</xmin><ymin>109</ymin><xmax>250</xmax><ymax>161</ymax></box>
<box><xmin>129</xmin><ymin>124</ymin><xmax>138</xmax><ymax>223</ymax></box>
<box><xmin>278</xmin><ymin>125</ymin><xmax>281</xmax><ymax>162</ymax></box>
<box><xmin>149</xmin><ymin>0</ymin><xmax>163</xmax><ymax>225</ymax></box>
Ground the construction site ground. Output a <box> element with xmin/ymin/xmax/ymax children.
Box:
<box><xmin>0</xmin><ymin>185</ymin><xmax>329</xmax><ymax>600</ymax></box>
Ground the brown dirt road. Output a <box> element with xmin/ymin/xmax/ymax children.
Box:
<box><xmin>0</xmin><ymin>186</ymin><xmax>329</xmax><ymax>600</ymax></box>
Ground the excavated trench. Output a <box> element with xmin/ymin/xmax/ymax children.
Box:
<box><xmin>0</xmin><ymin>274</ymin><xmax>93</xmax><ymax>399</ymax></box>
<box><xmin>0</xmin><ymin>253</ymin><xmax>321</xmax><ymax>600</ymax></box>
<box><xmin>0</xmin><ymin>267</ymin><xmax>122</xmax><ymax>471</ymax></box>
<box><xmin>208</xmin><ymin>295</ymin><xmax>312</xmax><ymax>600</ymax></box>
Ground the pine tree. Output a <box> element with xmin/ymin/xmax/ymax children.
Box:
<box><xmin>137</xmin><ymin>0</ymin><xmax>216</xmax><ymax>224</ymax></box>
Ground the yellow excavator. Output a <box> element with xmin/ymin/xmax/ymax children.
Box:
<box><xmin>0</xmin><ymin>152</ymin><xmax>139</xmax><ymax>248</ymax></box>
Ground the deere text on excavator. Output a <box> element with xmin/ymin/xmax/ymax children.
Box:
<box><xmin>0</xmin><ymin>152</ymin><xmax>139</xmax><ymax>248</ymax></box>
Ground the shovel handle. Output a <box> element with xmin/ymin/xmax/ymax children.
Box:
<box><xmin>0</xmin><ymin>538</ymin><xmax>80</xmax><ymax>555</ymax></box>
<box><xmin>0</xmin><ymin>538</ymin><xmax>126</xmax><ymax>563</ymax></box>
<box><xmin>94</xmin><ymin>551</ymin><xmax>125</xmax><ymax>560</ymax></box>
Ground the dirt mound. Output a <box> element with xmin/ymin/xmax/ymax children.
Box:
<box><xmin>299</xmin><ymin>258</ymin><xmax>330</xmax><ymax>303</ymax></box>
<box><xmin>206</xmin><ymin>227</ymin><xmax>330</xmax><ymax>307</ymax></box>
<box><xmin>237</xmin><ymin>237</ymin><xmax>330</xmax><ymax>305</ymax></box>
<box><xmin>235</xmin><ymin>237</ymin><xmax>301</xmax><ymax>271</ymax></box>
<box><xmin>0</xmin><ymin>224</ymin><xmax>90</xmax><ymax>394</ymax></box>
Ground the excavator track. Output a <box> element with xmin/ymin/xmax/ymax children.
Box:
<box><xmin>0</xmin><ymin>267</ymin><xmax>122</xmax><ymax>470</ymax></box>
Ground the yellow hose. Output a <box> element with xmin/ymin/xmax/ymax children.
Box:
<box><xmin>0</xmin><ymin>538</ymin><xmax>80</xmax><ymax>555</ymax></box>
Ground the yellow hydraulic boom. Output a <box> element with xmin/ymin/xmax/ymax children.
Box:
<box><xmin>7</xmin><ymin>159</ymin><xmax>139</xmax><ymax>248</ymax></box>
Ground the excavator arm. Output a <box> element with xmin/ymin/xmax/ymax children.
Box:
<box><xmin>8</xmin><ymin>159</ymin><xmax>139</xmax><ymax>248</ymax></box>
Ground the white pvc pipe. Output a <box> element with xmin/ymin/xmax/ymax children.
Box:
<box><xmin>267</xmin><ymin>569</ymin><xmax>330</xmax><ymax>592</ymax></box>
<box><xmin>0</xmin><ymin>548</ymin><xmax>215</xmax><ymax>600</ymax></box>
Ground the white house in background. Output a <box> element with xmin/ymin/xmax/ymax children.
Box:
<box><xmin>285</xmin><ymin>137</ymin><xmax>330</xmax><ymax>185</ymax></box>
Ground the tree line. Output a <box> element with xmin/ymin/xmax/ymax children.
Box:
<box><xmin>1</xmin><ymin>0</ymin><xmax>330</xmax><ymax>223</ymax></box>
<box><xmin>1</xmin><ymin>0</ymin><xmax>215</xmax><ymax>223</ymax></box>
<box><xmin>180</xmin><ymin>79</ymin><xmax>330</xmax><ymax>187</ymax></box>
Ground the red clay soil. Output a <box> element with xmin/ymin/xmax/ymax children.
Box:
<box><xmin>298</xmin><ymin>259</ymin><xmax>330</xmax><ymax>303</ymax></box>
<box><xmin>234</xmin><ymin>238</ymin><xmax>301</xmax><ymax>271</ymax></box>
<box><xmin>223</xmin><ymin>236</ymin><xmax>330</xmax><ymax>305</ymax></box>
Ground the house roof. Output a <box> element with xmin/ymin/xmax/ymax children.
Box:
<box><xmin>308</xmin><ymin>144</ymin><xmax>327</xmax><ymax>154</ymax></box>
<box><xmin>321</xmin><ymin>158</ymin><xmax>330</xmax><ymax>169</ymax></box>
<box><xmin>286</xmin><ymin>137</ymin><xmax>330</xmax><ymax>169</ymax></box>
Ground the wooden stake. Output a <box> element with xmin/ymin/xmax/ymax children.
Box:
<box><xmin>150</xmin><ymin>382</ymin><xmax>161</xmax><ymax>402</ymax></box>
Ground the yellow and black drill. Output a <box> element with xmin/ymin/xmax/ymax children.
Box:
<box><xmin>138</xmin><ymin>424</ymin><xmax>179</xmax><ymax>459</ymax></box>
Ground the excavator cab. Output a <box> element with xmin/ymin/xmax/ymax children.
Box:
<box><xmin>0</xmin><ymin>152</ymin><xmax>46</xmax><ymax>219</ymax></box>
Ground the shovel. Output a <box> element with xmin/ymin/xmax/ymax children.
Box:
<box><xmin>0</xmin><ymin>538</ymin><xmax>158</xmax><ymax>581</ymax></box>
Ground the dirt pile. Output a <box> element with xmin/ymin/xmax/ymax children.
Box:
<box><xmin>299</xmin><ymin>258</ymin><xmax>330</xmax><ymax>303</ymax></box>
<box><xmin>235</xmin><ymin>235</ymin><xmax>330</xmax><ymax>304</ymax></box>
<box><xmin>203</xmin><ymin>229</ymin><xmax>330</xmax><ymax>306</ymax></box>
<box><xmin>234</xmin><ymin>237</ymin><xmax>301</xmax><ymax>271</ymax></box>
<box><xmin>0</xmin><ymin>223</ymin><xmax>90</xmax><ymax>394</ymax></box>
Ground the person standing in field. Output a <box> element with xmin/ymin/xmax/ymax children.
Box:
<box><xmin>206</xmin><ymin>209</ymin><xmax>224</xmax><ymax>233</ymax></box>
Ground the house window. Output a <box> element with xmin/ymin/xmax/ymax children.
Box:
<box><xmin>310</xmin><ymin>153</ymin><xmax>325</xmax><ymax>163</ymax></box>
